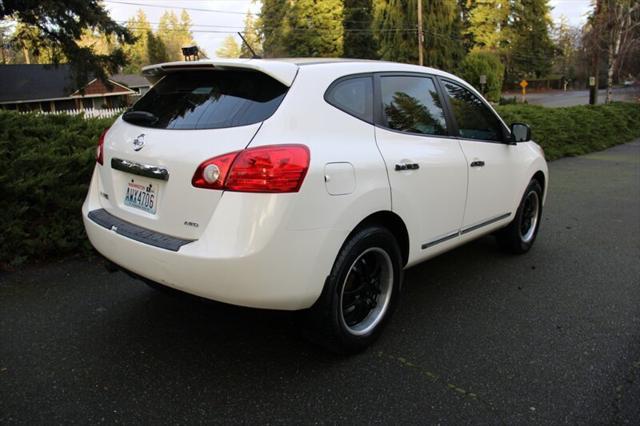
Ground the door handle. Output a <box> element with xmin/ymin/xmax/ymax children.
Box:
<box><xmin>395</xmin><ymin>163</ymin><xmax>420</xmax><ymax>171</ymax></box>
<box><xmin>470</xmin><ymin>160</ymin><xmax>485</xmax><ymax>168</ymax></box>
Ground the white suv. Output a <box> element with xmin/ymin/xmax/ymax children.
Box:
<box><xmin>83</xmin><ymin>58</ymin><xmax>547</xmax><ymax>352</ymax></box>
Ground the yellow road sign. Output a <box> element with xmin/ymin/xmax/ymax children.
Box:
<box><xmin>519</xmin><ymin>80</ymin><xmax>528</xmax><ymax>88</ymax></box>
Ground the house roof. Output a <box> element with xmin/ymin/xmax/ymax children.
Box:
<box><xmin>0</xmin><ymin>64</ymin><xmax>149</xmax><ymax>104</ymax></box>
<box><xmin>111</xmin><ymin>73</ymin><xmax>150</xmax><ymax>88</ymax></box>
<box><xmin>0</xmin><ymin>64</ymin><xmax>77</xmax><ymax>103</ymax></box>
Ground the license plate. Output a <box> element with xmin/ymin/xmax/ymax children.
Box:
<box><xmin>124</xmin><ymin>179</ymin><xmax>158</xmax><ymax>214</ymax></box>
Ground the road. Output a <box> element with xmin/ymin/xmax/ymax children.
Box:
<box><xmin>504</xmin><ymin>86</ymin><xmax>640</xmax><ymax>107</ymax></box>
<box><xmin>1</xmin><ymin>141</ymin><xmax>639</xmax><ymax>424</ymax></box>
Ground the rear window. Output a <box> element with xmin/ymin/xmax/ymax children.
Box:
<box><xmin>123</xmin><ymin>70</ymin><xmax>288</xmax><ymax>129</ymax></box>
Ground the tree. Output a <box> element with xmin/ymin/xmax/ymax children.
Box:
<box><xmin>157</xmin><ymin>10</ymin><xmax>196</xmax><ymax>61</ymax></box>
<box><xmin>78</xmin><ymin>28</ymin><xmax>117</xmax><ymax>57</ymax></box>
<box><xmin>122</xmin><ymin>10</ymin><xmax>152</xmax><ymax>73</ymax></box>
<box><xmin>423</xmin><ymin>0</ymin><xmax>465</xmax><ymax>69</ymax></box>
<box><xmin>374</xmin><ymin>0</ymin><xmax>416</xmax><ymax>63</ymax></box>
<box><xmin>457</xmin><ymin>50</ymin><xmax>505</xmax><ymax>101</ymax></box>
<box><xmin>147</xmin><ymin>30</ymin><xmax>169</xmax><ymax>64</ymax></box>
<box><xmin>343</xmin><ymin>0</ymin><xmax>378</xmax><ymax>59</ymax></box>
<box><xmin>283</xmin><ymin>0</ymin><xmax>344</xmax><ymax>57</ymax></box>
<box><xmin>552</xmin><ymin>16</ymin><xmax>581</xmax><ymax>85</ymax></box>
<box><xmin>0</xmin><ymin>19</ymin><xmax>14</xmax><ymax>64</ymax></box>
<box><xmin>465</xmin><ymin>0</ymin><xmax>511</xmax><ymax>52</ymax></box>
<box><xmin>458</xmin><ymin>0</ymin><xmax>476</xmax><ymax>51</ymax></box>
<box><xmin>259</xmin><ymin>0</ymin><xmax>289</xmax><ymax>57</ymax></box>
<box><xmin>240</xmin><ymin>11</ymin><xmax>263</xmax><ymax>58</ymax></box>
<box><xmin>374</xmin><ymin>0</ymin><xmax>465</xmax><ymax>70</ymax></box>
<box><xmin>0</xmin><ymin>0</ymin><xmax>134</xmax><ymax>86</ymax></box>
<box><xmin>508</xmin><ymin>0</ymin><xmax>555</xmax><ymax>79</ymax></box>
<box><xmin>216</xmin><ymin>35</ymin><xmax>241</xmax><ymax>58</ymax></box>
<box><xmin>599</xmin><ymin>0</ymin><xmax>640</xmax><ymax>103</ymax></box>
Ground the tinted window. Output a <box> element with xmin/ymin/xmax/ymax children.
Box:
<box><xmin>124</xmin><ymin>70</ymin><xmax>288</xmax><ymax>129</ymax></box>
<box><xmin>325</xmin><ymin>76</ymin><xmax>373</xmax><ymax>122</ymax></box>
<box><xmin>380</xmin><ymin>76</ymin><xmax>447</xmax><ymax>136</ymax></box>
<box><xmin>443</xmin><ymin>81</ymin><xmax>504</xmax><ymax>142</ymax></box>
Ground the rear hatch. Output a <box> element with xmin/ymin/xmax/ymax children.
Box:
<box><xmin>96</xmin><ymin>64</ymin><xmax>293</xmax><ymax>240</ymax></box>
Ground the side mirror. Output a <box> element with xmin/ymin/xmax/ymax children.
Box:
<box><xmin>510</xmin><ymin>123</ymin><xmax>531</xmax><ymax>143</ymax></box>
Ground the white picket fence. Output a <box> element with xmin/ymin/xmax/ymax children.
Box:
<box><xmin>20</xmin><ymin>107</ymin><xmax>126</xmax><ymax>119</ymax></box>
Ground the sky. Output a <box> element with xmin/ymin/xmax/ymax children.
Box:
<box><xmin>103</xmin><ymin>0</ymin><xmax>594</xmax><ymax>59</ymax></box>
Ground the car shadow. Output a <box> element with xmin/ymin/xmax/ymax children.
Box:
<box><xmin>99</xmin><ymin>235</ymin><xmax>508</xmax><ymax>363</ymax></box>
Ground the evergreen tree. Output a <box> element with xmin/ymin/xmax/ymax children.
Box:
<box><xmin>283</xmin><ymin>0</ymin><xmax>344</xmax><ymax>57</ymax></box>
<box><xmin>374</xmin><ymin>0</ymin><xmax>415</xmax><ymax>63</ymax></box>
<box><xmin>216</xmin><ymin>35</ymin><xmax>241</xmax><ymax>58</ymax></box>
<box><xmin>374</xmin><ymin>0</ymin><xmax>465</xmax><ymax>70</ymax></box>
<box><xmin>423</xmin><ymin>0</ymin><xmax>465</xmax><ymax>69</ymax></box>
<box><xmin>458</xmin><ymin>0</ymin><xmax>476</xmax><ymax>51</ymax></box>
<box><xmin>122</xmin><ymin>10</ymin><xmax>152</xmax><ymax>73</ymax></box>
<box><xmin>466</xmin><ymin>0</ymin><xmax>511</xmax><ymax>51</ymax></box>
<box><xmin>343</xmin><ymin>0</ymin><xmax>378</xmax><ymax>59</ymax></box>
<box><xmin>259</xmin><ymin>0</ymin><xmax>290</xmax><ymax>57</ymax></box>
<box><xmin>78</xmin><ymin>29</ymin><xmax>117</xmax><ymax>57</ymax></box>
<box><xmin>240</xmin><ymin>12</ymin><xmax>263</xmax><ymax>58</ymax></box>
<box><xmin>157</xmin><ymin>10</ymin><xmax>196</xmax><ymax>61</ymax></box>
<box><xmin>11</xmin><ymin>23</ymin><xmax>59</xmax><ymax>64</ymax></box>
<box><xmin>147</xmin><ymin>30</ymin><xmax>169</xmax><ymax>64</ymax></box>
<box><xmin>509</xmin><ymin>0</ymin><xmax>555</xmax><ymax>78</ymax></box>
<box><xmin>0</xmin><ymin>0</ymin><xmax>133</xmax><ymax>86</ymax></box>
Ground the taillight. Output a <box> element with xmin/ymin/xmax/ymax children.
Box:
<box><xmin>97</xmin><ymin>128</ymin><xmax>108</xmax><ymax>165</ymax></box>
<box><xmin>192</xmin><ymin>144</ymin><xmax>310</xmax><ymax>193</ymax></box>
<box><xmin>191</xmin><ymin>151</ymin><xmax>240</xmax><ymax>190</ymax></box>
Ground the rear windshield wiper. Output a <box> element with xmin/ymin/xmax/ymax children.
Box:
<box><xmin>123</xmin><ymin>110</ymin><xmax>159</xmax><ymax>125</ymax></box>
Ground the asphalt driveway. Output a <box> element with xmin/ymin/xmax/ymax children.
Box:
<box><xmin>1</xmin><ymin>141</ymin><xmax>639</xmax><ymax>424</ymax></box>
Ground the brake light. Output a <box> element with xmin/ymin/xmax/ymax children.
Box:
<box><xmin>97</xmin><ymin>128</ymin><xmax>108</xmax><ymax>165</ymax></box>
<box><xmin>192</xmin><ymin>144</ymin><xmax>310</xmax><ymax>193</ymax></box>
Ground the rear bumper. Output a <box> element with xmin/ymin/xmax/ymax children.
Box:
<box><xmin>82</xmin><ymin>171</ymin><xmax>343</xmax><ymax>310</ymax></box>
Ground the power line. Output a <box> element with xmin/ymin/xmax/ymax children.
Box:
<box><xmin>124</xmin><ymin>25</ymin><xmax>420</xmax><ymax>34</ymax></box>
<box><xmin>104</xmin><ymin>0</ymin><xmax>259</xmax><ymax>15</ymax></box>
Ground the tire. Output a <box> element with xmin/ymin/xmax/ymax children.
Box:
<box><xmin>303</xmin><ymin>226</ymin><xmax>403</xmax><ymax>354</ymax></box>
<box><xmin>497</xmin><ymin>179</ymin><xmax>543</xmax><ymax>254</ymax></box>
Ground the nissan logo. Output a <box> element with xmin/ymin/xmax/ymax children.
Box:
<box><xmin>132</xmin><ymin>134</ymin><xmax>145</xmax><ymax>151</ymax></box>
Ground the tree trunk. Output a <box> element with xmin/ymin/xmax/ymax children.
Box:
<box><xmin>589</xmin><ymin>0</ymin><xmax>602</xmax><ymax>105</ymax></box>
<box><xmin>606</xmin><ymin>7</ymin><xmax>624</xmax><ymax>104</ymax></box>
<box><xmin>606</xmin><ymin>37</ymin><xmax>615</xmax><ymax>104</ymax></box>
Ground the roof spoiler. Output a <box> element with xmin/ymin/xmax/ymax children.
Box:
<box><xmin>141</xmin><ymin>59</ymin><xmax>299</xmax><ymax>87</ymax></box>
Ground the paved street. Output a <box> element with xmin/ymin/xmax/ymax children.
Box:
<box><xmin>504</xmin><ymin>86</ymin><xmax>640</xmax><ymax>107</ymax></box>
<box><xmin>1</xmin><ymin>141</ymin><xmax>639</xmax><ymax>424</ymax></box>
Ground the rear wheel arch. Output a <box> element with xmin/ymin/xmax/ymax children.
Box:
<box><xmin>347</xmin><ymin>211</ymin><xmax>410</xmax><ymax>267</ymax></box>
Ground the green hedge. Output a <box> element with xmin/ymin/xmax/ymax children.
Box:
<box><xmin>496</xmin><ymin>102</ymin><xmax>640</xmax><ymax>160</ymax></box>
<box><xmin>1</xmin><ymin>102</ymin><xmax>639</xmax><ymax>266</ymax></box>
<box><xmin>0</xmin><ymin>112</ymin><xmax>113</xmax><ymax>267</ymax></box>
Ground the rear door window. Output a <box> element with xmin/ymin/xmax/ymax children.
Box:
<box><xmin>379</xmin><ymin>75</ymin><xmax>448</xmax><ymax>136</ymax></box>
<box><xmin>124</xmin><ymin>70</ymin><xmax>288</xmax><ymax>129</ymax></box>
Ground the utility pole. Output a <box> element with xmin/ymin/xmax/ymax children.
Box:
<box><xmin>417</xmin><ymin>0</ymin><xmax>424</xmax><ymax>66</ymax></box>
